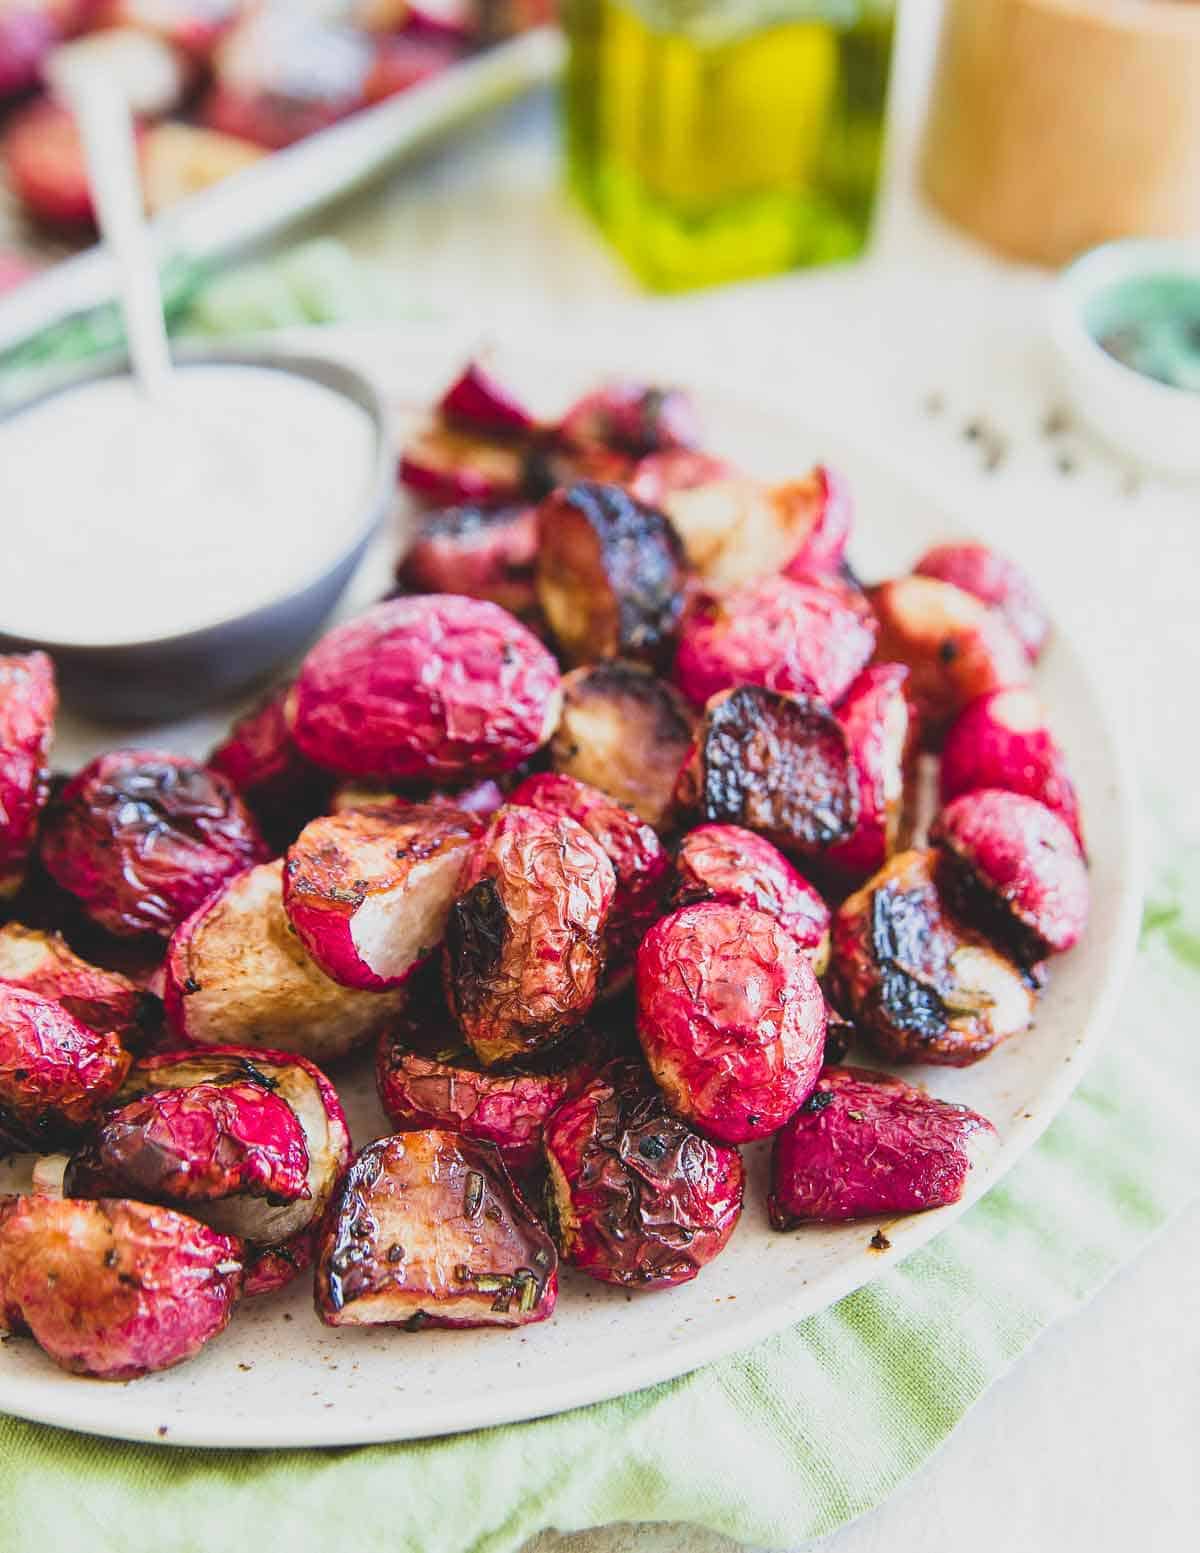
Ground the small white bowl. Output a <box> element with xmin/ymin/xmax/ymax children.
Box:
<box><xmin>1048</xmin><ymin>238</ymin><xmax>1200</xmax><ymax>476</ymax></box>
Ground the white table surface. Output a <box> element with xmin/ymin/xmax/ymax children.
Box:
<box><xmin>281</xmin><ymin>3</ymin><xmax>1199</xmax><ymax>1547</ymax></box>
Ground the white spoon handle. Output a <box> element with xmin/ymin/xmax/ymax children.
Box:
<box><xmin>55</xmin><ymin>71</ymin><xmax>172</xmax><ymax>401</ymax></box>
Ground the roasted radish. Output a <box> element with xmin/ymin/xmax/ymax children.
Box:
<box><xmin>64</xmin><ymin>1045</ymin><xmax>350</xmax><ymax>1263</ymax></box>
<box><xmin>674</xmin><ymin>574</ymin><xmax>876</xmax><ymax>709</ymax></box>
<box><xmin>289</xmin><ymin>596</ymin><xmax>562</xmax><ymax>782</ymax></box>
<box><xmin>868</xmin><ymin>575</ymin><xmax>1030</xmax><ymax>738</ymax></box>
<box><xmin>283</xmin><ymin>803</ymin><xmax>482</xmax><ymax>991</ymax></box>
<box><xmin>438</xmin><ymin>359</ymin><xmax>536</xmax><ymax>436</ymax></box>
<box><xmin>636</xmin><ymin>903</ymin><xmax>826</xmax><ymax>1143</ymax></box>
<box><xmin>550</xmin><ymin>660</ymin><xmax>696</xmax><ymax>830</ymax></box>
<box><xmin>397</xmin><ymin>503</ymin><xmax>539</xmax><ymax>617</ymax></box>
<box><xmin>768</xmin><ymin>1066</ymin><xmax>998</xmax><ymax>1227</ymax></box>
<box><xmin>444</xmin><ymin>807</ymin><xmax>616</xmax><ymax>1067</ymax></box>
<box><xmin>39</xmin><ymin>750</ymin><xmax>268</xmax><ymax>939</ymax></box>
<box><xmin>831</xmin><ymin>849</ymin><xmax>1037</xmax><ymax>1066</ymax></box>
<box><xmin>508</xmin><ymin>772</ymin><xmax>669</xmax><ymax>976</ymax></box>
<box><xmin>557</xmin><ymin>382</ymin><xmax>700</xmax><ymax>458</ymax></box>
<box><xmin>0</xmin><ymin>923</ymin><xmax>158</xmax><ymax>1048</ymax></box>
<box><xmin>778</xmin><ymin>465</ymin><xmax>853</xmax><ymax>579</ymax></box>
<box><xmin>914</xmin><ymin>541</ymin><xmax>1049</xmax><ymax>662</ymax></box>
<box><xmin>674</xmin><ymin>686</ymin><xmax>858</xmax><ymax>860</ymax></box>
<box><xmin>0</xmin><ymin>652</ymin><xmax>56</xmax><ymax>898</ymax></box>
<box><xmin>2</xmin><ymin>99</ymin><xmax>95</xmax><ymax>228</ymax></box>
<box><xmin>0</xmin><ymin>1195</ymin><xmax>241</xmax><ymax>1379</ymax></box>
<box><xmin>931</xmin><ymin>789</ymin><xmax>1089</xmax><ymax>962</ymax></box>
<box><xmin>164</xmin><ymin>860</ymin><xmax>408</xmax><ymax>1062</ymax></box>
<box><xmin>316</xmin><ymin>1129</ymin><xmax>557</xmax><ymax>1329</ymax></box>
<box><xmin>940</xmin><ymin>687</ymin><xmax>1085</xmax><ymax>849</ymax></box>
<box><xmin>662</xmin><ymin>472</ymin><xmax>846</xmax><ymax>589</ymax></box>
<box><xmin>627</xmin><ymin>450</ymin><xmax>739</xmax><ymax>507</ymax></box>
<box><xmin>668</xmin><ymin>824</ymin><xmax>830</xmax><ymax>972</ymax></box>
<box><xmin>535</xmin><ymin>482</ymin><xmax>688</xmax><ymax>668</ymax></box>
<box><xmin>0</xmin><ymin>983</ymin><xmax>130</xmax><ymax>1152</ymax></box>
<box><xmin>542</xmin><ymin>1059</ymin><xmax>743</xmax><ymax>1290</ymax></box>
<box><xmin>825</xmin><ymin>664</ymin><xmax>918</xmax><ymax>876</ymax></box>
<box><xmin>377</xmin><ymin>1004</ymin><xmax>601</xmax><ymax>1180</ymax></box>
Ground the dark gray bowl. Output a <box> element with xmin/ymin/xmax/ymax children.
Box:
<box><xmin>0</xmin><ymin>344</ymin><xmax>393</xmax><ymax>722</ymax></box>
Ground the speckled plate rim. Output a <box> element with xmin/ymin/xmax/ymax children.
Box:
<box><xmin>0</xmin><ymin>350</ymin><xmax>1143</xmax><ymax>1449</ymax></box>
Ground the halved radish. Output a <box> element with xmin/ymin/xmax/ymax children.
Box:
<box><xmin>66</xmin><ymin>1045</ymin><xmax>351</xmax><ymax>1257</ymax></box>
<box><xmin>283</xmin><ymin>804</ymin><xmax>482</xmax><ymax>991</ymax></box>
<box><xmin>164</xmin><ymin>860</ymin><xmax>407</xmax><ymax>1063</ymax></box>
<box><xmin>315</xmin><ymin>1129</ymin><xmax>557</xmax><ymax>1329</ymax></box>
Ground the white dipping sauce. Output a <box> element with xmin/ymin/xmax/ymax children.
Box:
<box><xmin>0</xmin><ymin>364</ymin><xmax>377</xmax><ymax>646</ymax></box>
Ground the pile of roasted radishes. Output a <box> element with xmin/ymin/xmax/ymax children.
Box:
<box><xmin>0</xmin><ymin>361</ymin><xmax>1089</xmax><ymax>1382</ymax></box>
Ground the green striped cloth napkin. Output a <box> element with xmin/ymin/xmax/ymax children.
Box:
<box><xmin>0</xmin><ymin>249</ymin><xmax>1196</xmax><ymax>1552</ymax></box>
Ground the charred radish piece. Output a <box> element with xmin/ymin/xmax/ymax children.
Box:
<box><xmin>508</xmin><ymin>773</ymin><xmax>669</xmax><ymax>978</ymax></box>
<box><xmin>399</xmin><ymin>421</ymin><xmax>530</xmax><ymax>508</ymax></box>
<box><xmin>868</xmin><ymin>576</ymin><xmax>1030</xmax><ymax>739</ymax></box>
<box><xmin>627</xmin><ymin>450</ymin><xmax>738</xmax><ymax>507</ymax></box>
<box><xmin>164</xmin><ymin>860</ymin><xmax>408</xmax><ymax>1063</ymax></box>
<box><xmin>914</xmin><ymin>542</ymin><xmax>1049</xmax><ymax>662</ymax></box>
<box><xmin>0</xmin><ymin>924</ymin><xmax>158</xmax><ymax>1048</ymax></box>
<box><xmin>397</xmin><ymin>504</ymin><xmax>539</xmax><ymax>617</ymax></box>
<box><xmin>768</xmin><ymin>1066</ymin><xmax>998</xmax><ymax>1227</ymax></box>
<box><xmin>778</xmin><ymin>465</ymin><xmax>854</xmax><ymax>579</ymax></box>
<box><xmin>550</xmin><ymin>661</ymin><xmax>696</xmax><ymax>831</ymax></box>
<box><xmin>535</xmin><ymin>482</ymin><xmax>687</xmax><ymax>668</ymax></box>
<box><xmin>675</xmin><ymin>686</ymin><xmax>858</xmax><ymax>861</ymax></box>
<box><xmin>940</xmin><ymin>688</ymin><xmax>1085</xmax><ymax>850</ymax></box>
<box><xmin>825</xmin><ymin>664</ymin><xmax>918</xmax><ymax>876</ymax></box>
<box><xmin>0</xmin><ymin>652</ymin><xmax>56</xmax><ymax>899</ymax></box>
<box><xmin>438</xmin><ymin>359</ymin><xmax>536</xmax><ymax>437</ymax></box>
<box><xmin>542</xmin><ymin>1059</ymin><xmax>743</xmax><ymax>1289</ymax></box>
<box><xmin>674</xmin><ymin>574</ymin><xmax>876</xmax><ymax>709</ymax></box>
<box><xmin>0</xmin><ymin>984</ymin><xmax>131</xmax><ymax>1153</ymax></box>
<box><xmin>668</xmin><ymin>824</ymin><xmax>830</xmax><ymax>973</ymax></box>
<box><xmin>290</xmin><ymin>596</ymin><xmax>562</xmax><ymax>782</ymax></box>
<box><xmin>66</xmin><ymin>1081</ymin><xmax>309</xmax><ymax>1213</ymax></box>
<box><xmin>444</xmin><ymin>807</ymin><xmax>616</xmax><ymax>1067</ymax></box>
<box><xmin>64</xmin><ymin>1046</ymin><xmax>350</xmax><ymax>1262</ymax></box>
<box><xmin>0</xmin><ymin>1195</ymin><xmax>241</xmax><ymax>1380</ymax></box>
<box><xmin>39</xmin><ymin>750</ymin><xmax>268</xmax><ymax>939</ymax></box>
<box><xmin>376</xmin><ymin>1013</ymin><xmax>601</xmax><ymax>1180</ymax></box>
<box><xmin>243</xmin><ymin>1228</ymin><xmax>315</xmax><ymax>1299</ymax></box>
<box><xmin>283</xmin><ymin>804</ymin><xmax>482</xmax><ymax>991</ymax></box>
<box><xmin>557</xmin><ymin>382</ymin><xmax>700</xmax><ymax>458</ymax></box>
<box><xmin>661</xmin><ymin>472</ymin><xmax>847</xmax><ymax>590</ymax></box>
<box><xmin>831</xmin><ymin>849</ymin><xmax>1036</xmax><ymax>1067</ymax></box>
<box><xmin>931</xmin><ymin>789</ymin><xmax>1089</xmax><ymax>962</ymax></box>
<box><xmin>636</xmin><ymin>903</ymin><xmax>826</xmax><ymax>1143</ymax></box>
<box><xmin>316</xmin><ymin>1130</ymin><xmax>557</xmax><ymax>1329</ymax></box>
<box><xmin>209</xmin><ymin>685</ymin><xmax>332</xmax><ymax>850</ymax></box>
<box><xmin>2</xmin><ymin>100</ymin><xmax>95</xmax><ymax>228</ymax></box>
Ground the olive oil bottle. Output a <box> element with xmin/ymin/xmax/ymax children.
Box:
<box><xmin>562</xmin><ymin>0</ymin><xmax>895</xmax><ymax>291</ymax></box>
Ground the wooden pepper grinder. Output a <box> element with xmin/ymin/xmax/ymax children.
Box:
<box><xmin>920</xmin><ymin>0</ymin><xmax>1200</xmax><ymax>265</ymax></box>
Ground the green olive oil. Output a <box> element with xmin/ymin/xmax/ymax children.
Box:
<box><xmin>562</xmin><ymin>0</ymin><xmax>895</xmax><ymax>291</ymax></box>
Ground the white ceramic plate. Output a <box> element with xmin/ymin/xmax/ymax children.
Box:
<box><xmin>0</xmin><ymin>343</ymin><xmax>1142</xmax><ymax>1449</ymax></box>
